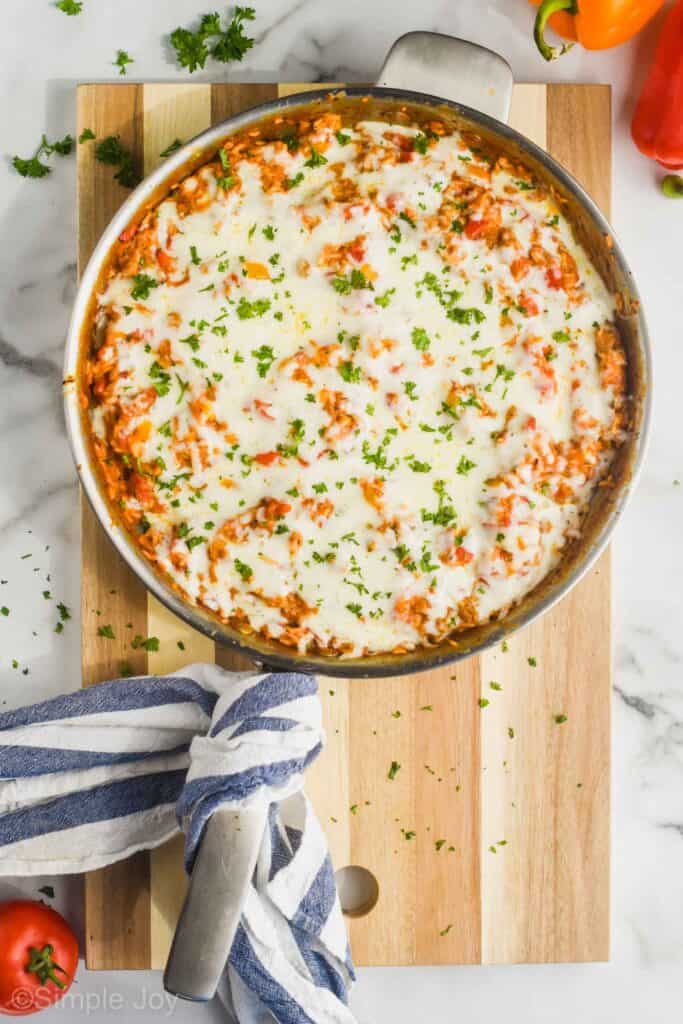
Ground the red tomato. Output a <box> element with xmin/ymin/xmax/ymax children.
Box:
<box><xmin>253</xmin><ymin>400</ymin><xmax>276</xmax><ymax>421</ymax></box>
<box><xmin>464</xmin><ymin>219</ymin><xmax>485</xmax><ymax>239</ymax></box>
<box><xmin>545</xmin><ymin>265</ymin><xmax>563</xmax><ymax>289</ymax></box>
<box><xmin>253</xmin><ymin>451</ymin><xmax>279</xmax><ymax>466</ymax></box>
<box><xmin>517</xmin><ymin>292</ymin><xmax>540</xmax><ymax>317</ymax></box>
<box><xmin>0</xmin><ymin>901</ymin><xmax>78</xmax><ymax>1015</ymax></box>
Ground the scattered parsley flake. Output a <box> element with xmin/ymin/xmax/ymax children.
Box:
<box><xmin>131</xmin><ymin>634</ymin><xmax>160</xmax><ymax>652</ymax></box>
<box><xmin>114</xmin><ymin>50</ymin><xmax>134</xmax><ymax>75</ymax></box>
<box><xmin>388</xmin><ymin>760</ymin><xmax>401</xmax><ymax>780</ymax></box>
<box><xmin>234</xmin><ymin>558</ymin><xmax>253</xmax><ymax>582</ymax></box>
<box><xmin>160</xmin><ymin>138</ymin><xmax>183</xmax><ymax>158</ymax></box>
<box><xmin>56</xmin><ymin>0</ymin><xmax>82</xmax><ymax>13</ymax></box>
<box><xmin>78</xmin><ymin>128</ymin><xmax>96</xmax><ymax>144</ymax></box>
<box><xmin>98</xmin><ymin>624</ymin><xmax>115</xmax><ymax>639</ymax></box>
<box><xmin>130</xmin><ymin>273</ymin><xmax>158</xmax><ymax>301</ymax></box>
<box><xmin>528</xmin><ymin>656</ymin><xmax>537</xmax><ymax>667</ymax></box>
<box><xmin>554</xmin><ymin>713</ymin><xmax>568</xmax><ymax>725</ymax></box>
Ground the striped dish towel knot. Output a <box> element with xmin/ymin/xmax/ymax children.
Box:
<box><xmin>0</xmin><ymin>664</ymin><xmax>356</xmax><ymax>1024</ymax></box>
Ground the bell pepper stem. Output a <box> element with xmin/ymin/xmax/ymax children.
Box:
<box><xmin>662</xmin><ymin>175</ymin><xmax>683</xmax><ymax>198</ymax></box>
<box><xmin>534</xmin><ymin>0</ymin><xmax>578</xmax><ymax>61</ymax></box>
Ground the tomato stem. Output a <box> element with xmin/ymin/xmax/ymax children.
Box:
<box><xmin>533</xmin><ymin>0</ymin><xmax>578</xmax><ymax>61</ymax></box>
<box><xmin>26</xmin><ymin>945</ymin><xmax>68</xmax><ymax>990</ymax></box>
<box><xmin>662</xmin><ymin>174</ymin><xmax>683</xmax><ymax>198</ymax></box>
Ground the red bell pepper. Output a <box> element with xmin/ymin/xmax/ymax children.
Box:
<box><xmin>631</xmin><ymin>0</ymin><xmax>683</xmax><ymax>172</ymax></box>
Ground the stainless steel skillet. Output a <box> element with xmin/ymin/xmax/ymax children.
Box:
<box><xmin>63</xmin><ymin>32</ymin><xmax>650</xmax><ymax>680</ymax></box>
<box><xmin>62</xmin><ymin>32</ymin><xmax>652</xmax><ymax>1000</ymax></box>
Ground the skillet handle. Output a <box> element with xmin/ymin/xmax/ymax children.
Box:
<box><xmin>163</xmin><ymin>805</ymin><xmax>267</xmax><ymax>1002</ymax></box>
<box><xmin>377</xmin><ymin>32</ymin><xmax>513</xmax><ymax>125</ymax></box>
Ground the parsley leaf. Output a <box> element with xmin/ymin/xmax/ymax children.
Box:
<box><xmin>130</xmin><ymin>273</ymin><xmax>159</xmax><ymax>301</ymax></box>
<box><xmin>114</xmin><ymin>49</ymin><xmax>134</xmax><ymax>75</ymax></box>
<box><xmin>78</xmin><ymin>128</ymin><xmax>96</xmax><ymax>144</ymax></box>
<box><xmin>12</xmin><ymin>134</ymin><xmax>74</xmax><ymax>179</ymax></box>
<box><xmin>56</xmin><ymin>0</ymin><xmax>82</xmax><ymax>13</ymax></box>
<box><xmin>94</xmin><ymin>135</ymin><xmax>140</xmax><ymax>189</ymax></box>
<box><xmin>411</xmin><ymin>326</ymin><xmax>431</xmax><ymax>351</ymax></box>
<box><xmin>304</xmin><ymin>146</ymin><xmax>328</xmax><ymax>168</ymax></box>
<box><xmin>235</xmin><ymin>558</ymin><xmax>254</xmax><ymax>582</ymax></box>
<box><xmin>160</xmin><ymin>138</ymin><xmax>183</xmax><ymax>158</ymax></box>
<box><xmin>170</xmin><ymin>6</ymin><xmax>255</xmax><ymax>73</ymax></box>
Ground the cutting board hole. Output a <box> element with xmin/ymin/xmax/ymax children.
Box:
<box><xmin>334</xmin><ymin>865</ymin><xmax>379</xmax><ymax>917</ymax></box>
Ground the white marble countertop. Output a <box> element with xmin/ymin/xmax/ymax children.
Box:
<box><xmin>1</xmin><ymin>1</ymin><xmax>681</xmax><ymax>1021</ymax></box>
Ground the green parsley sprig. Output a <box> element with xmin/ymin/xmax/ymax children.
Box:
<box><xmin>12</xmin><ymin>134</ymin><xmax>74</xmax><ymax>179</ymax></box>
<box><xmin>94</xmin><ymin>135</ymin><xmax>140</xmax><ymax>189</ymax></box>
<box><xmin>170</xmin><ymin>6</ymin><xmax>256</xmax><ymax>74</ymax></box>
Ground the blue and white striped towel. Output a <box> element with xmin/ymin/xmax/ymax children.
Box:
<box><xmin>0</xmin><ymin>664</ymin><xmax>356</xmax><ymax>1024</ymax></box>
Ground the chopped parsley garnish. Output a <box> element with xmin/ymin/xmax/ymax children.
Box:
<box><xmin>399</xmin><ymin>211</ymin><xmax>416</xmax><ymax>229</ymax></box>
<box><xmin>12</xmin><ymin>134</ymin><xmax>74</xmax><ymax>179</ymax></box>
<box><xmin>235</xmin><ymin>557</ymin><xmax>253</xmax><ymax>581</ymax></box>
<box><xmin>94</xmin><ymin>135</ymin><xmax>140</xmax><ymax>188</ymax></box>
<box><xmin>404</xmin><ymin>381</ymin><xmax>418</xmax><ymax>401</ymax></box>
<box><xmin>252</xmin><ymin>344</ymin><xmax>276</xmax><ymax>378</ymax></box>
<box><xmin>346</xmin><ymin>603</ymin><xmax>363</xmax><ymax>618</ymax></box>
<box><xmin>56</xmin><ymin>0</ymin><xmax>82</xmax><ymax>13</ymax></box>
<box><xmin>413</xmin><ymin>132</ymin><xmax>435</xmax><ymax>155</ymax></box>
<box><xmin>284</xmin><ymin>172</ymin><xmax>304</xmax><ymax>190</ymax></box>
<box><xmin>552</xmin><ymin>329</ymin><xmax>570</xmax><ymax>343</ymax></box>
<box><xmin>388</xmin><ymin>760</ymin><xmax>401</xmax><ymax>780</ymax></box>
<box><xmin>170</xmin><ymin>6</ymin><xmax>256</xmax><ymax>73</ymax></box>
<box><xmin>331</xmin><ymin>269</ymin><xmax>373</xmax><ymax>294</ymax></box>
<box><xmin>237</xmin><ymin>297</ymin><xmax>271</xmax><ymax>319</ymax></box>
<box><xmin>160</xmin><ymin>138</ymin><xmax>183</xmax><ymax>157</ymax></box>
<box><xmin>411</xmin><ymin>326</ymin><xmax>431</xmax><ymax>351</ymax></box>
<box><xmin>528</xmin><ymin>656</ymin><xmax>537</xmax><ymax>667</ymax></box>
<box><xmin>262</xmin><ymin>224</ymin><xmax>276</xmax><ymax>240</ymax></box>
<box><xmin>407</xmin><ymin>456</ymin><xmax>431</xmax><ymax>473</ymax></box>
<box><xmin>335</xmin><ymin>130</ymin><xmax>351</xmax><ymax>146</ymax></box>
<box><xmin>78</xmin><ymin>128</ymin><xmax>96</xmax><ymax>144</ymax></box>
<box><xmin>421</xmin><ymin>480</ymin><xmax>456</xmax><ymax>527</ymax></box>
<box><xmin>304</xmin><ymin>147</ymin><xmax>328</xmax><ymax>168</ymax></box>
<box><xmin>554</xmin><ymin>713</ymin><xmax>568</xmax><ymax>724</ymax></box>
<box><xmin>338</xmin><ymin>360</ymin><xmax>361</xmax><ymax>383</ymax></box>
<box><xmin>374</xmin><ymin>288</ymin><xmax>395</xmax><ymax>308</ymax></box>
<box><xmin>131</xmin><ymin>634</ymin><xmax>160</xmax><ymax>652</ymax></box>
<box><xmin>447</xmin><ymin>306</ymin><xmax>485</xmax><ymax>325</ymax></box>
<box><xmin>149</xmin><ymin>362</ymin><xmax>171</xmax><ymax>396</ymax></box>
<box><xmin>1</xmin><ymin>606</ymin><xmax>9</xmax><ymax>617</ymax></box>
<box><xmin>393</xmin><ymin>544</ymin><xmax>416</xmax><ymax>571</ymax></box>
<box><xmin>130</xmin><ymin>273</ymin><xmax>159</xmax><ymax>301</ymax></box>
<box><xmin>114</xmin><ymin>50</ymin><xmax>134</xmax><ymax>75</ymax></box>
<box><xmin>456</xmin><ymin>455</ymin><xmax>476</xmax><ymax>475</ymax></box>
<box><xmin>98</xmin><ymin>624</ymin><xmax>115</xmax><ymax>639</ymax></box>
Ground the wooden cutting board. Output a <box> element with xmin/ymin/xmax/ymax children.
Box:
<box><xmin>77</xmin><ymin>81</ymin><xmax>611</xmax><ymax>970</ymax></box>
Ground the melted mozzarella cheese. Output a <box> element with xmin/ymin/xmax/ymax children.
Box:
<box><xmin>87</xmin><ymin>115</ymin><xmax>625</xmax><ymax>657</ymax></box>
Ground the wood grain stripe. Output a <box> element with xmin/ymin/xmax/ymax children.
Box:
<box><xmin>78</xmin><ymin>83</ymin><xmax>152</xmax><ymax>972</ymax></box>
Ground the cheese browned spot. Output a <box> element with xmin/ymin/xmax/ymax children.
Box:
<box><xmin>84</xmin><ymin>111</ymin><xmax>627</xmax><ymax>657</ymax></box>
